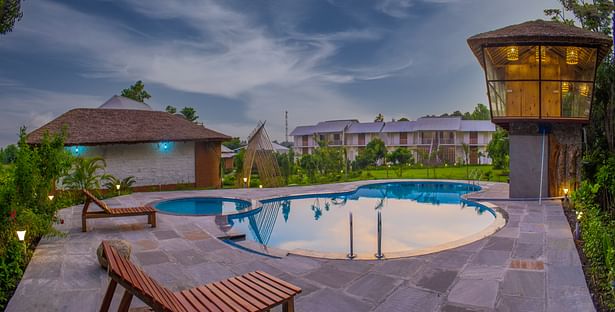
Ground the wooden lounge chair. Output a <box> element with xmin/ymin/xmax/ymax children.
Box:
<box><xmin>82</xmin><ymin>189</ymin><xmax>156</xmax><ymax>232</ymax></box>
<box><xmin>99</xmin><ymin>241</ymin><xmax>302</xmax><ymax>312</ymax></box>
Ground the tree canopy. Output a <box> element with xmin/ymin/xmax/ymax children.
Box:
<box><xmin>374</xmin><ymin>113</ymin><xmax>384</xmax><ymax>122</ymax></box>
<box><xmin>121</xmin><ymin>80</ymin><xmax>151</xmax><ymax>103</ymax></box>
<box><xmin>0</xmin><ymin>0</ymin><xmax>23</xmax><ymax>34</ymax></box>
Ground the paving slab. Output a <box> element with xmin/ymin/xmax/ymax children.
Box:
<box><xmin>372</xmin><ymin>285</ymin><xmax>439</xmax><ymax>312</ymax></box>
<box><xmin>346</xmin><ymin>273</ymin><xmax>401</xmax><ymax>303</ymax></box>
<box><xmin>447</xmin><ymin>278</ymin><xmax>499</xmax><ymax>309</ymax></box>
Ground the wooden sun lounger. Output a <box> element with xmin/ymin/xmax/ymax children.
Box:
<box><xmin>82</xmin><ymin>189</ymin><xmax>156</xmax><ymax>232</ymax></box>
<box><xmin>99</xmin><ymin>241</ymin><xmax>302</xmax><ymax>312</ymax></box>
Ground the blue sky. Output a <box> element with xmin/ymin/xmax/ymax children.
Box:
<box><xmin>0</xmin><ymin>0</ymin><xmax>556</xmax><ymax>146</ymax></box>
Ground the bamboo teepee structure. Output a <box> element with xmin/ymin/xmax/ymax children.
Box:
<box><xmin>242</xmin><ymin>121</ymin><xmax>284</xmax><ymax>188</ymax></box>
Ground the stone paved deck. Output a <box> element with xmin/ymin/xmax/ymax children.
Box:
<box><xmin>6</xmin><ymin>180</ymin><xmax>594</xmax><ymax>312</ymax></box>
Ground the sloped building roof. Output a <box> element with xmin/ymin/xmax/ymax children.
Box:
<box><xmin>98</xmin><ymin>95</ymin><xmax>153</xmax><ymax>110</ymax></box>
<box><xmin>289</xmin><ymin>125</ymin><xmax>317</xmax><ymax>136</ymax></box>
<box><xmin>27</xmin><ymin>108</ymin><xmax>230</xmax><ymax>145</ymax></box>
<box><xmin>346</xmin><ymin>122</ymin><xmax>385</xmax><ymax>134</ymax></box>
<box><xmin>381</xmin><ymin>121</ymin><xmax>414</xmax><ymax>133</ymax></box>
<box><xmin>460</xmin><ymin>120</ymin><xmax>496</xmax><ymax>132</ymax></box>
<box><xmin>414</xmin><ymin>117</ymin><xmax>461</xmax><ymax>131</ymax></box>
<box><xmin>314</xmin><ymin>120</ymin><xmax>357</xmax><ymax>133</ymax></box>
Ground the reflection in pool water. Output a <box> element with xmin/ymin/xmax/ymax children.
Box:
<box><xmin>155</xmin><ymin>197</ymin><xmax>251</xmax><ymax>215</ymax></box>
<box><xmin>224</xmin><ymin>182</ymin><xmax>495</xmax><ymax>257</ymax></box>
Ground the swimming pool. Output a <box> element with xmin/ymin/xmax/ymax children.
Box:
<box><xmin>223</xmin><ymin>182</ymin><xmax>504</xmax><ymax>259</ymax></box>
<box><xmin>154</xmin><ymin>197</ymin><xmax>251</xmax><ymax>216</ymax></box>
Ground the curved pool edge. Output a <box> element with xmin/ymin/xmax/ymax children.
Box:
<box><xmin>228</xmin><ymin>180</ymin><xmax>509</xmax><ymax>260</ymax></box>
<box><xmin>146</xmin><ymin>196</ymin><xmax>260</xmax><ymax>217</ymax></box>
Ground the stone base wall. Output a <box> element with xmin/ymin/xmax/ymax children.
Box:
<box><xmin>509</xmin><ymin>122</ymin><xmax>583</xmax><ymax>198</ymax></box>
<box><xmin>76</xmin><ymin>142</ymin><xmax>196</xmax><ymax>187</ymax></box>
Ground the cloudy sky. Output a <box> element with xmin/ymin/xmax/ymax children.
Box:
<box><xmin>0</xmin><ymin>0</ymin><xmax>558</xmax><ymax>146</ymax></box>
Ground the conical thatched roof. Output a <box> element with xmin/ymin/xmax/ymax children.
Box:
<box><xmin>467</xmin><ymin>20</ymin><xmax>612</xmax><ymax>68</ymax></box>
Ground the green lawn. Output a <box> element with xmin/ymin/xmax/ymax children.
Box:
<box><xmin>223</xmin><ymin>164</ymin><xmax>509</xmax><ymax>188</ymax></box>
<box><xmin>357</xmin><ymin>165</ymin><xmax>508</xmax><ymax>182</ymax></box>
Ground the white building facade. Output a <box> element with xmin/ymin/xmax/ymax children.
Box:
<box><xmin>290</xmin><ymin>117</ymin><xmax>496</xmax><ymax>165</ymax></box>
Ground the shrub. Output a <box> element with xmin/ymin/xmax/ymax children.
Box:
<box><xmin>0</xmin><ymin>128</ymin><xmax>72</xmax><ymax>309</ymax></box>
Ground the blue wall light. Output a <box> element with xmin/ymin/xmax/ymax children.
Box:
<box><xmin>66</xmin><ymin>146</ymin><xmax>85</xmax><ymax>156</ymax></box>
<box><xmin>156</xmin><ymin>141</ymin><xmax>174</xmax><ymax>153</ymax></box>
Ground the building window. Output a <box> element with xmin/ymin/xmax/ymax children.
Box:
<box><xmin>319</xmin><ymin>134</ymin><xmax>325</xmax><ymax>143</ymax></box>
<box><xmin>302</xmin><ymin>135</ymin><xmax>308</xmax><ymax>146</ymax></box>
<box><xmin>400</xmin><ymin>132</ymin><xmax>408</xmax><ymax>145</ymax></box>
<box><xmin>358</xmin><ymin>133</ymin><xmax>365</xmax><ymax>145</ymax></box>
<box><xmin>439</xmin><ymin>131</ymin><xmax>454</xmax><ymax>144</ymax></box>
<box><xmin>421</xmin><ymin>132</ymin><xmax>433</xmax><ymax>144</ymax></box>
<box><xmin>470</xmin><ymin>132</ymin><xmax>478</xmax><ymax>144</ymax></box>
<box><xmin>302</xmin><ymin>147</ymin><xmax>309</xmax><ymax>155</ymax></box>
<box><xmin>484</xmin><ymin>45</ymin><xmax>596</xmax><ymax>120</ymax></box>
<box><xmin>333</xmin><ymin>133</ymin><xmax>341</xmax><ymax>145</ymax></box>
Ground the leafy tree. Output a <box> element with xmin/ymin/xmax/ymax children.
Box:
<box><xmin>0</xmin><ymin>0</ymin><xmax>23</xmax><ymax>34</ymax></box>
<box><xmin>366</xmin><ymin>138</ymin><xmax>386</xmax><ymax>165</ymax></box>
<box><xmin>62</xmin><ymin>157</ymin><xmax>109</xmax><ymax>191</ymax></box>
<box><xmin>165</xmin><ymin>105</ymin><xmax>177</xmax><ymax>114</ymax></box>
<box><xmin>0</xmin><ymin>144</ymin><xmax>17</xmax><ymax>164</ymax></box>
<box><xmin>388</xmin><ymin>147</ymin><xmax>414</xmax><ymax>177</ymax></box>
<box><xmin>180</xmin><ymin>107</ymin><xmax>199</xmax><ymax>122</ymax></box>
<box><xmin>470</xmin><ymin>103</ymin><xmax>490</xmax><ymax>120</ymax></box>
<box><xmin>299</xmin><ymin>154</ymin><xmax>318</xmax><ymax>182</ymax></box>
<box><xmin>223</xmin><ymin>137</ymin><xmax>243</xmax><ymax>150</ymax></box>
<box><xmin>374</xmin><ymin>113</ymin><xmax>384</xmax><ymax>122</ymax></box>
<box><xmin>121</xmin><ymin>80</ymin><xmax>151</xmax><ymax>103</ymax></box>
<box><xmin>276</xmin><ymin>149</ymin><xmax>295</xmax><ymax>185</ymax></box>
<box><xmin>486</xmin><ymin>128</ymin><xmax>509</xmax><ymax>169</ymax></box>
<box><xmin>544</xmin><ymin>1</ymin><xmax>614</xmax><ymax>34</ymax></box>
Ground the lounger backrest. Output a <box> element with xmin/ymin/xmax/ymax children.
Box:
<box><xmin>102</xmin><ymin>241</ymin><xmax>186</xmax><ymax>312</ymax></box>
<box><xmin>83</xmin><ymin>189</ymin><xmax>110</xmax><ymax>213</ymax></box>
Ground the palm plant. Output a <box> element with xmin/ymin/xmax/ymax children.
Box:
<box><xmin>62</xmin><ymin>157</ymin><xmax>109</xmax><ymax>190</ymax></box>
<box><xmin>103</xmin><ymin>175</ymin><xmax>136</xmax><ymax>194</ymax></box>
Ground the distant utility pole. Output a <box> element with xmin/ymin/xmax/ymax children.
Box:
<box><xmin>285</xmin><ymin>111</ymin><xmax>288</xmax><ymax>143</ymax></box>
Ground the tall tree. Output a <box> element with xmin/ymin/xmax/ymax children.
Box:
<box><xmin>0</xmin><ymin>0</ymin><xmax>23</xmax><ymax>34</ymax></box>
<box><xmin>165</xmin><ymin>105</ymin><xmax>177</xmax><ymax>114</ymax></box>
<box><xmin>0</xmin><ymin>144</ymin><xmax>17</xmax><ymax>164</ymax></box>
<box><xmin>544</xmin><ymin>1</ymin><xmax>615</xmax><ymax>160</ymax></box>
<box><xmin>121</xmin><ymin>80</ymin><xmax>151</xmax><ymax>103</ymax></box>
<box><xmin>470</xmin><ymin>103</ymin><xmax>490</xmax><ymax>120</ymax></box>
<box><xmin>180</xmin><ymin>107</ymin><xmax>199</xmax><ymax>122</ymax></box>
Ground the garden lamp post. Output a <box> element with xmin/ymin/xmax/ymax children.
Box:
<box><xmin>468</xmin><ymin>20</ymin><xmax>612</xmax><ymax>198</ymax></box>
<box><xmin>48</xmin><ymin>195</ymin><xmax>54</xmax><ymax>201</ymax></box>
<box><xmin>16</xmin><ymin>230</ymin><xmax>26</xmax><ymax>258</ymax></box>
<box><xmin>243</xmin><ymin>177</ymin><xmax>248</xmax><ymax>188</ymax></box>
<box><xmin>115</xmin><ymin>184</ymin><xmax>121</xmax><ymax>196</ymax></box>
<box><xmin>574</xmin><ymin>210</ymin><xmax>583</xmax><ymax>240</ymax></box>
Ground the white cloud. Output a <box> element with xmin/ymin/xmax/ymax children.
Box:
<box><xmin>0</xmin><ymin>86</ymin><xmax>104</xmax><ymax>145</ymax></box>
<box><xmin>377</xmin><ymin>0</ymin><xmax>414</xmax><ymax>18</ymax></box>
<box><xmin>0</xmin><ymin>0</ymin><xmax>404</xmax><ymax>142</ymax></box>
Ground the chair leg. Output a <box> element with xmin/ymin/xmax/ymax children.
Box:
<box><xmin>117</xmin><ymin>290</ymin><xmax>134</xmax><ymax>312</ymax></box>
<box><xmin>282</xmin><ymin>299</ymin><xmax>295</xmax><ymax>312</ymax></box>
<box><xmin>150</xmin><ymin>213</ymin><xmax>157</xmax><ymax>228</ymax></box>
<box><xmin>99</xmin><ymin>279</ymin><xmax>117</xmax><ymax>312</ymax></box>
<box><xmin>82</xmin><ymin>216</ymin><xmax>87</xmax><ymax>232</ymax></box>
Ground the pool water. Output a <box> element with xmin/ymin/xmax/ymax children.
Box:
<box><xmin>225</xmin><ymin>182</ymin><xmax>497</xmax><ymax>258</ymax></box>
<box><xmin>155</xmin><ymin>197</ymin><xmax>251</xmax><ymax>215</ymax></box>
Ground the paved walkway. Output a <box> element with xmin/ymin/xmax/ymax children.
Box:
<box><xmin>6</xmin><ymin>180</ymin><xmax>593</xmax><ymax>311</ymax></box>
